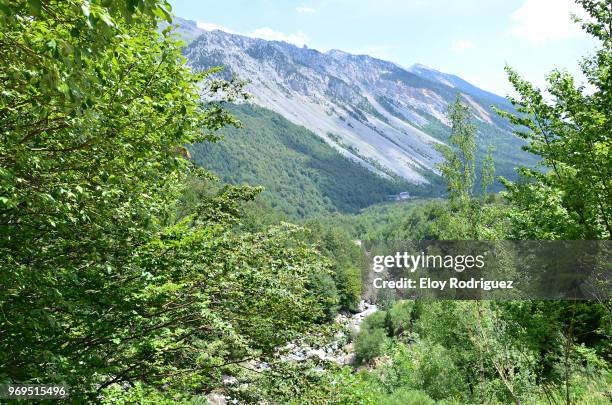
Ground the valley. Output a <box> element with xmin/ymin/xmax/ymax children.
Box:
<box><xmin>2</xmin><ymin>1</ymin><xmax>608</xmax><ymax>403</ymax></box>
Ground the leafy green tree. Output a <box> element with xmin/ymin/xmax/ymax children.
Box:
<box><xmin>303</xmin><ymin>220</ymin><xmax>364</xmax><ymax>313</ymax></box>
<box><xmin>428</xmin><ymin>96</ymin><xmax>508</xmax><ymax>240</ymax></box>
<box><xmin>436</xmin><ymin>95</ymin><xmax>477</xmax><ymax>207</ymax></box>
<box><xmin>0</xmin><ymin>1</ymin><xmax>335</xmax><ymax>400</ymax></box>
<box><xmin>0</xmin><ymin>0</ymin><xmax>208</xmax><ymax>393</ymax></box>
<box><xmin>496</xmin><ymin>0</ymin><xmax>611</xmax><ymax>240</ymax></box>
<box><xmin>490</xmin><ymin>8</ymin><xmax>612</xmax><ymax>402</ymax></box>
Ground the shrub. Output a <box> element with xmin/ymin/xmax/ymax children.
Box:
<box><xmin>385</xmin><ymin>301</ymin><xmax>415</xmax><ymax>337</ymax></box>
<box><xmin>354</xmin><ymin>311</ymin><xmax>390</xmax><ymax>363</ymax></box>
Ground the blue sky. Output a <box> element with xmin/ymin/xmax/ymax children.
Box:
<box><xmin>168</xmin><ymin>0</ymin><xmax>597</xmax><ymax>96</ymax></box>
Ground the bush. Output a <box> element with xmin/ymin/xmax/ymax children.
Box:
<box><xmin>308</xmin><ymin>272</ymin><xmax>341</xmax><ymax>320</ymax></box>
<box><xmin>377</xmin><ymin>341</ymin><xmax>466</xmax><ymax>402</ymax></box>
<box><xmin>354</xmin><ymin>327</ymin><xmax>389</xmax><ymax>364</ymax></box>
<box><xmin>385</xmin><ymin>301</ymin><xmax>415</xmax><ymax>337</ymax></box>
<box><xmin>354</xmin><ymin>311</ymin><xmax>389</xmax><ymax>363</ymax></box>
<box><xmin>414</xmin><ymin>342</ymin><xmax>465</xmax><ymax>400</ymax></box>
<box><xmin>361</xmin><ymin>311</ymin><xmax>388</xmax><ymax>332</ymax></box>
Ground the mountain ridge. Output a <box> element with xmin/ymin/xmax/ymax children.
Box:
<box><xmin>173</xmin><ymin>17</ymin><xmax>534</xmax><ymax>185</ymax></box>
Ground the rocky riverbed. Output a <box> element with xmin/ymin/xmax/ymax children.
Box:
<box><xmin>207</xmin><ymin>301</ymin><xmax>378</xmax><ymax>404</ymax></box>
<box><xmin>283</xmin><ymin>300</ymin><xmax>378</xmax><ymax>365</ymax></box>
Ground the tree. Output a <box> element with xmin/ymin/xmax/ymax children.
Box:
<box><xmin>436</xmin><ymin>95</ymin><xmax>477</xmax><ymax>208</ymax></box>
<box><xmin>0</xmin><ymin>1</ymin><xmax>333</xmax><ymax>400</ymax></box>
<box><xmin>432</xmin><ymin>96</ymin><xmax>507</xmax><ymax>240</ymax></box>
<box><xmin>496</xmin><ymin>0</ymin><xmax>611</xmax><ymax>240</ymax></box>
<box><xmin>303</xmin><ymin>219</ymin><xmax>364</xmax><ymax>313</ymax></box>
<box><xmin>492</xmin><ymin>4</ymin><xmax>612</xmax><ymax>403</ymax></box>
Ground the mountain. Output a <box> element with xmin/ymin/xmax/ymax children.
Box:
<box><xmin>177</xmin><ymin>19</ymin><xmax>535</xmax><ymax>186</ymax></box>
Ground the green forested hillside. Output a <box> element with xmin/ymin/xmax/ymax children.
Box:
<box><xmin>190</xmin><ymin>104</ymin><xmax>436</xmax><ymax>218</ymax></box>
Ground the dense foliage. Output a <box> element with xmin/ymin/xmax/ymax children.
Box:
<box><xmin>0</xmin><ymin>1</ymin><xmax>342</xmax><ymax>401</ymax></box>
<box><xmin>341</xmin><ymin>3</ymin><xmax>611</xmax><ymax>404</ymax></box>
<box><xmin>343</xmin><ymin>299</ymin><xmax>610</xmax><ymax>405</ymax></box>
<box><xmin>495</xmin><ymin>0</ymin><xmax>611</xmax><ymax>240</ymax></box>
<box><xmin>178</xmin><ymin>176</ymin><xmax>364</xmax><ymax>316</ymax></box>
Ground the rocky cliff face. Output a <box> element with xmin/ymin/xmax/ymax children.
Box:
<box><xmin>178</xmin><ymin>19</ymin><xmax>526</xmax><ymax>184</ymax></box>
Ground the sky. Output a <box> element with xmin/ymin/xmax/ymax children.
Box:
<box><xmin>168</xmin><ymin>0</ymin><xmax>598</xmax><ymax>96</ymax></box>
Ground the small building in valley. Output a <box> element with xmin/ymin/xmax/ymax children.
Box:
<box><xmin>387</xmin><ymin>191</ymin><xmax>411</xmax><ymax>201</ymax></box>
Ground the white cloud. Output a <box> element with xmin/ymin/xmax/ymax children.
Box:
<box><xmin>451</xmin><ymin>40</ymin><xmax>475</xmax><ymax>53</ymax></box>
<box><xmin>296</xmin><ymin>6</ymin><xmax>316</xmax><ymax>14</ymax></box>
<box><xmin>247</xmin><ymin>27</ymin><xmax>309</xmax><ymax>47</ymax></box>
<box><xmin>196</xmin><ymin>21</ymin><xmax>234</xmax><ymax>33</ymax></box>
<box><xmin>508</xmin><ymin>0</ymin><xmax>587</xmax><ymax>45</ymax></box>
